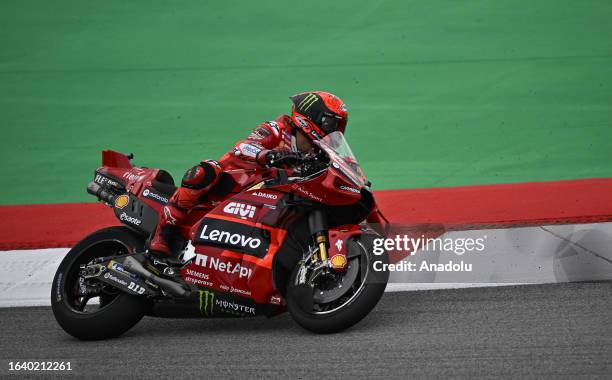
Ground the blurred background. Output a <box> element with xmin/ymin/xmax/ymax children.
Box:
<box><xmin>1</xmin><ymin>0</ymin><xmax>611</xmax><ymax>204</ymax></box>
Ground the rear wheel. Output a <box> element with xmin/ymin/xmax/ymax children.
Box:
<box><xmin>287</xmin><ymin>234</ymin><xmax>389</xmax><ymax>333</ymax></box>
<box><xmin>51</xmin><ymin>226</ymin><xmax>150</xmax><ymax>340</ymax></box>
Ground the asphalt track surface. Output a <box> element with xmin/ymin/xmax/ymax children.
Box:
<box><xmin>1</xmin><ymin>283</ymin><xmax>611</xmax><ymax>378</ymax></box>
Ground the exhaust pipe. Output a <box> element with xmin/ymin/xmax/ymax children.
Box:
<box><xmin>123</xmin><ymin>257</ymin><xmax>188</xmax><ymax>297</ymax></box>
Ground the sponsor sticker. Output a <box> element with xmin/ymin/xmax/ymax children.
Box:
<box><xmin>294</xmin><ymin>115</ymin><xmax>309</xmax><ymax>128</ymax></box>
<box><xmin>108</xmin><ymin>261</ymin><xmax>137</xmax><ymax>279</ymax></box>
<box><xmin>127</xmin><ymin>281</ymin><xmax>146</xmax><ymax>295</ymax></box>
<box><xmin>198</xmin><ymin>289</ymin><xmax>256</xmax><ymax>316</ymax></box>
<box><xmin>163</xmin><ymin>206</ymin><xmax>177</xmax><ymax>225</ymax></box>
<box><xmin>251</xmin><ymin>125</ymin><xmax>272</xmax><ymax>139</ymax></box>
<box><xmin>114</xmin><ymin>195</ymin><xmax>129</xmax><ymax>209</ymax></box>
<box><xmin>223</xmin><ymin>202</ymin><xmax>257</xmax><ymax>219</ymax></box>
<box><xmin>103</xmin><ymin>271</ymin><xmax>128</xmax><ymax>286</ymax></box>
<box><xmin>55</xmin><ymin>272</ymin><xmax>63</xmax><ymax>302</ymax></box>
<box><xmin>238</xmin><ymin>143</ymin><xmax>262</xmax><ymax>158</ymax></box>
<box><xmin>185</xmin><ymin>269</ymin><xmax>214</xmax><ymax>288</ymax></box>
<box><xmin>251</xmin><ymin>191</ymin><xmax>278</xmax><ymax>200</ymax></box>
<box><xmin>120</xmin><ymin>212</ymin><xmax>142</xmax><ymax>226</ymax></box>
<box><xmin>267</xmin><ymin>121</ymin><xmax>280</xmax><ymax>136</ymax></box>
<box><xmin>291</xmin><ymin>184</ymin><xmax>323</xmax><ymax>202</ymax></box>
<box><xmin>330</xmin><ymin>254</ymin><xmax>347</xmax><ymax>270</ymax></box>
<box><xmin>102</xmin><ymin>271</ymin><xmax>146</xmax><ymax>295</ymax></box>
<box><xmin>230</xmin><ymin>286</ymin><xmax>252</xmax><ymax>297</ymax></box>
<box><xmin>339</xmin><ymin>185</ymin><xmax>360</xmax><ymax>194</ymax></box>
<box><xmin>215</xmin><ymin>297</ymin><xmax>255</xmax><ymax>316</ymax></box>
<box><xmin>122</xmin><ymin>172</ymin><xmax>146</xmax><ymax>182</ymax></box>
<box><xmin>335</xmin><ymin>239</ymin><xmax>343</xmax><ymax>251</ymax></box>
<box><xmin>199</xmin><ymin>289</ymin><xmax>215</xmax><ymax>316</ymax></box>
<box><xmin>95</xmin><ymin>173</ymin><xmax>121</xmax><ymax>188</ymax></box>
<box><xmin>194</xmin><ymin>218</ymin><xmax>270</xmax><ymax>258</ymax></box>
<box><xmin>194</xmin><ymin>254</ymin><xmax>253</xmax><ymax>279</ymax></box>
<box><xmin>184</xmin><ymin>269</ymin><xmax>214</xmax><ymax>287</ymax></box>
<box><xmin>142</xmin><ymin>188</ymin><xmax>169</xmax><ymax>205</ymax></box>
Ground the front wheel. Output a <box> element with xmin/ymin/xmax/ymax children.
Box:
<box><xmin>287</xmin><ymin>234</ymin><xmax>389</xmax><ymax>333</ymax></box>
<box><xmin>51</xmin><ymin>226</ymin><xmax>150</xmax><ymax>340</ymax></box>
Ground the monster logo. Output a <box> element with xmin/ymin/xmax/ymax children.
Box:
<box><xmin>198</xmin><ymin>289</ymin><xmax>257</xmax><ymax>317</ymax></box>
<box><xmin>199</xmin><ymin>289</ymin><xmax>215</xmax><ymax>316</ymax></box>
<box><xmin>297</xmin><ymin>93</ymin><xmax>319</xmax><ymax>112</ymax></box>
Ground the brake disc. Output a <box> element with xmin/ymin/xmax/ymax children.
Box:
<box><xmin>312</xmin><ymin>257</ymin><xmax>360</xmax><ymax>304</ymax></box>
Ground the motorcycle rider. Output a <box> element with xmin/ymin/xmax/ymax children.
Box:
<box><xmin>148</xmin><ymin>91</ymin><xmax>349</xmax><ymax>264</ymax></box>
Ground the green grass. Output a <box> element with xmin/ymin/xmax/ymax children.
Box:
<box><xmin>1</xmin><ymin>0</ymin><xmax>611</xmax><ymax>204</ymax></box>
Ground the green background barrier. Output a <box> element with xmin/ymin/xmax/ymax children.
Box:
<box><xmin>1</xmin><ymin>0</ymin><xmax>611</xmax><ymax>205</ymax></box>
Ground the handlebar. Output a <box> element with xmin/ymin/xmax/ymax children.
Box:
<box><xmin>87</xmin><ymin>182</ymin><xmax>117</xmax><ymax>204</ymax></box>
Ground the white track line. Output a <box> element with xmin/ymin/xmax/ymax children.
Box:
<box><xmin>0</xmin><ymin>248</ymin><xmax>68</xmax><ymax>307</ymax></box>
<box><xmin>1</xmin><ymin>221</ymin><xmax>611</xmax><ymax>307</ymax></box>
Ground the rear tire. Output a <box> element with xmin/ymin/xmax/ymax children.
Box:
<box><xmin>287</xmin><ymin>234</ymin><xmax>389</xmax><ymax>333</ymax></box>
<box><xmin>51</xmin><ymin>226</ymin><xmax>150</xmax><ymax>340</ymax></box>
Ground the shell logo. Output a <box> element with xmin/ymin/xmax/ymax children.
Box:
<box><xmin>330</xmin><ymin>254</ymin><xmax>347</xmax><ymax>269</ymax></box>
<box><xmin>114</xmin><ymin>195</ymin><xmax>130</xmax><ymax>209</ymax></box>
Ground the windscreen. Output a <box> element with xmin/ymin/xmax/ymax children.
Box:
<box><xmin>315</xmin><ymin>132</ymin><xmax>366</xmax><ymax>186</ymax></box>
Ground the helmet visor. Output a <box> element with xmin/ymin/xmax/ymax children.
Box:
<box><xmin>319</xmin><ymin>113</ymin><xmax>346</xmax><ymax>134</ymax></box>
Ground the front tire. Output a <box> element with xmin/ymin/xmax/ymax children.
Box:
<box><xmin>287</xmin><ymin>234</ymin><xmax>389</xmax><ymax>333</ymax></box>
<box><xmin>51</xmin><ymin>226</ymin><xmax>150</xmax><ymax>340</ymax></box>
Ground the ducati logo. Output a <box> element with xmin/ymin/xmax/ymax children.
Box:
<box><xmin>223</xmin><ymin>202</ymin><xmax>257</xmax><ymax>219</ymax></box>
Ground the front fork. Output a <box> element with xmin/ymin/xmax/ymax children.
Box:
<box><xmin>308</xmin><ymin>209</ymin><xmax>329</xmax><ymax>262</ymax></box>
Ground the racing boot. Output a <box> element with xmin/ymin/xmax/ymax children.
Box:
<box><xmin>148</xmin><ymin>203</ymin><xmax>188</xmax><ymax>268</ymax></box>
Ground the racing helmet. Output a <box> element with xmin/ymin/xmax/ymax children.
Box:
<box><xmin>290</xmin><ymin>91</ymin><xmax>348</xmax><ymax>141</ymax></box>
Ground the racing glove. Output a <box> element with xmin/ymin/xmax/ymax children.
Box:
<box><xmin>257</xmin><ymin>149</ymin><xmax>303</xmax><ymax>168</ymax></box>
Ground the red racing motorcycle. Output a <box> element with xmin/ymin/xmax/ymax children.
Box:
<box><xmin>51</xmin><ymin>132</ymin><xmax>390</xmax><ymax>340</ymax></box>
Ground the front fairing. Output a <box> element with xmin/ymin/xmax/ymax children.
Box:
<box><xmin>281</xmin><ymin>132</ymin><xmax>368</xmax><ymax>205</ymax></box>
<box><xmin>243</xmin><ymin>132</ymin><xmax>373</xmax><ymax>207</ymax></box>
<box><xmin>314</xmin><ymin>132</ymin><xmax>367</xmax><ymax>187</ymax></box>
